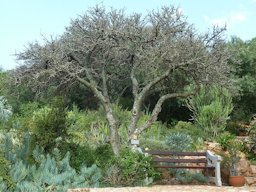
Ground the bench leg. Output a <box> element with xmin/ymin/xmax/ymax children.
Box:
<box><xmin>215</xmin><ymin>162</ymin><xmax>222</xmax><ymax>186</ymax></box>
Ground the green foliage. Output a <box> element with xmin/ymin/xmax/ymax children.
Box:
<box><xmin>216</xmin><ymin>132</ymin><xmax>236</xmax><ymax>150</ymax></box>
<box><xmin>165</xmin><ymin>132</ymin><xmax>193</xmax><ymax>152</ymax></box>
<box><xmin>248</xmin><ymin>120</ymin><xmax>256</xmax><ymax>155</ymax></box>
<box><xmin>140</xmin><ymin>138</ymin><xmax>168</xmax><ymax>150</ymax></box>
<box><xmin>137</xmin><ymin>112</ymin><xmax>174</xmax><ymax>151</ymax></box>
<box><xmin>0</xmin><ymin>152</ymin><xmax>15</xmax><ymax>190</ymax></box>
<box><xmin>171</xmin><ymin>121</ymin><xmax>203</xmax><ymax>139</ymax></box>
<box><xmin>59</xmin><ymin>142</ymin><xmax>96</xmax><ymax>171</ymax></box>
<box><xmin>59</xmin><ymin>142</ymin><xmax>114</xmax><ymax>172</ymax></box>
<box><xmin>104</xmin><ymin>147</ymin><xmax>157</xmax><ymax>186</ymax></box>
<box><xmin>140</xmin><ymin>118</ymin><xmax>168</xmax><ymax>140</ymax></box>
<box><xmin>140</xmin><ymin>120</ymin><xmax>169</xmax><ymax>150</ymax></box>
<box><xmin>67</xmin><ymin>105</ymin><xmax>109</xmax><ymax>147</ymax></box>
<box><xmin>30</xmin><ymin>97</ymin><xmax>69</xmax><ymax>152</ymax></box>
<box><xmin>94</xmin><ymin>144</ymin><xmax>114</xmax><ymax>169</ymax></box>
<box><xmin>228</xmin><ymin>37</ymin><xmax>256</xmax><ymax>121</ymax></box>
<box><xmin>187</xmin><ymin>85</ymin><xmax>233</xmax><ymax>139</ymax></box>
<box><xmin>175</xmin><ymin>170</ymin><xmax>207</xmax><ymax>184</ymax></box>
<box><xmin>223</xmin><ymin>138</ymin><xmax>244</xmax><ymax>176</ymax></box>
<box><xmin>174</xmin><ymin>121</ymin><xmax>194</xmax><ymax>130</ymax></box>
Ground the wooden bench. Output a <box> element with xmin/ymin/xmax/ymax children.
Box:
<box><xmin>145</xmin><ymin>150</ymin><xmax>222</xmax><ymax>186</ymax></box>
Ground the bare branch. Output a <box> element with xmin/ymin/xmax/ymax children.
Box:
<box><xmin>137</xmin><ymin>87</ymin><xmax>199</xmax><ymax>134</ymax></box>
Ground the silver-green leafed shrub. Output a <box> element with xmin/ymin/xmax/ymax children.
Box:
<box><xmin>165</xmin><ymin>132</ymin><xmax>193</xmax><ymax>152</ymax></box>
<box><xmin>0</xmin><ymin>96</ymin><xmax>12</xmax><ymax>122</ymax></box>
<box><xmin>9</xmin><ymin>148</ymin><xmax>102</xmax><ymax>191</ymax></box>
<box><xmin>175</xmin><ymin>170</ymin><xmax>207</xmax><ymax>184</ymax></box>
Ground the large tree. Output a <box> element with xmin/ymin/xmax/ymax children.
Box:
<box><xmin>228</xmin><ymin>37</ymin><xmax>256</xmax><ymax>121</ymax></box>
<box><xmin>13</xmin><ymin>5</ymin><xmax>230</xmax><ymax>154</ymax></box>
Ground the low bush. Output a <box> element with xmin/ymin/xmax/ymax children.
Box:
<box><xmin>29</xmin><ymin>97</ymin><xmax>69</xmax><ymax>153</ymax></box>
<box><xmin>8</xmin><ymin>148</ymin><xmax>102</xmax><ymax>191</ymax></box>
<box><xmin>94</xmin><ymin>144</ymin><xmax>114</xmax><ymax>169</ymax></box>
<box><xmin>59</xmin><ymin>142</ymin><xmax>96</xmax><ymax>170</ymax></box>
<box><xmin>172</xmin><ymin>121</ymin><xmax>204</xmax><ymax>139</ymax></box>
<box><xmin>165</xmin><ymin>132</ymin><xmax>193</xmax><ymax>152</ymax></box>
<box><xmin>0</xmin><ymin>153</ymin><xmax>15</xmax><ymax>191</ymax></box>
<box><xmin>103</xmin><ymin>147</ymin><xmax>158</xmax><ymax>187</ymax></box>
<box><xmin>140</xmin><ymin>138</ymin><xmax>168</xmax><ymax>150</ymax></box>
<box><xmin>216</xmin><ymin>132</ymin><xmax>236</xmax><ymax>150</ymax></box>
<box><xmin>175</xmin><ymin>169</ymin><xmax>207</xmax><ymax>184</ymax></box>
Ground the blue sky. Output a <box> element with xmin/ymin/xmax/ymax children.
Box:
<box><xmin>1</xmin><ymin>0</ymin><xmax>256</xmax><ymax>70</ymax></box>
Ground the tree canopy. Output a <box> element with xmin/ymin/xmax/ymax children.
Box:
<box><xmin>12</xmin><ymin>5</ymin><xmax>231</xmax><ymax>154</ymax></box>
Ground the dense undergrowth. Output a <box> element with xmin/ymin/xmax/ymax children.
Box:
<box><xmin>0</xmin><ymin>85</ymin><xmax>255</xmax><ymax>190</ymax></box>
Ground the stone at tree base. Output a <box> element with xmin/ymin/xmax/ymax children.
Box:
<box><xmin>204</xmin><ymin>142</ymin><xmax>222</xmax><ymax>153</ymax></box>
<box><xmin>250</xmin><ymin>165</ymin><xmax>256</xmax><ymax>176</ymax></box>
<box><xmin>245</xmin><ymin>177</ymin><xmax>256</xmax><ymax>186</ymax></box>
<box><xmin>237</xmin><ymin>157</ymin><xmax>253</xmax><ymax>176</ymax></box>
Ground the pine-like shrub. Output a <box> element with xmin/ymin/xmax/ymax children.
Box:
<box><xmin>30</xmin><ymin>96</ymin><xmax>69</xmax><ymax>152</ymax></box>
<box><xmin>187</xmin><ymin>85</ymin><xmax>233</xmax><ymax>139</ymax></box>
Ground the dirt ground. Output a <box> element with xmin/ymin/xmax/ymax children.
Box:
<box><xmin>68</xmin><ymin>185</ymin><xmax>256</xmax><ymax>192</ymax></box>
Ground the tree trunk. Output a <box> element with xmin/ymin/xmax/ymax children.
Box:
<box><xmin>104</xmin><ymin>104</ymin><xmax>121</xmax><ymax>155</ymax></box>
<box><xmin>128</xmin><ymin>98</ymin><xmax>142</xmax><ymax>137</ymax></box>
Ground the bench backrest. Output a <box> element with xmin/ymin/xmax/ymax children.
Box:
<box><xmin>145</xmin><ymin>150</ymin><xmax>212</xmax><ymax>169</ymax></box>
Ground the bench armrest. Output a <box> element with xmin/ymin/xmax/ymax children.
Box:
<box><xmin>206</xmin><ymin>150</ymin><xmax>222</xmax><ymax>166</ymax></box>
<box><xmin>206</xmin><ymin>150</ymin><xmax>222</xmax><ymax>187</ymax></box>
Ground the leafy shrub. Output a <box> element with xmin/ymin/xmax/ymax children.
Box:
<box><xmin>140</xmin><ymin>138</ymin><xmax>169</xmax><ymax>150</ymax></box>
<box><xmin>0</xmin><ymin>152</ymin><xmax>15</xmax><ymax>190</ymax></box>
<box><xmin>59</xmin><ymin>142</ymin><xmax>96</xmax><ymax>171</ymax></box>
<box><xmin>216</xmin><ymin>132</ymin><xmax>236</xmax><ymax>150</ymax></box>
<box><xmin>165</xmin><ymin>132</ymin><xmax>193</xmax><ymax>152</ymax></box>
<box><xmin>140</xmin><ymin>120</ymin><xmax>169</xmax><ymax>150</ymax></box>
<box><xmin>67</xmin><ymin>106</ymin><xmax>110</xmax><ymax>147</ymax></box>
<box><xmin>174</xmin><ymin>121</ymin><xmax>194</xmax><ymax>130</ymax></box>
<box><xmin>104</xmin><ymin>147</ymin><xmax>157</xmax><ymax>186</ymax></box>
<box><xmin>94</xmin><ymin>144</ymin><xmax>114</xmax><ymax>169</ymax></box>
<box><xmin>172</xmin><ymin>121</ymin><xmax>203</xmax><ymax>138</ymax></box>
